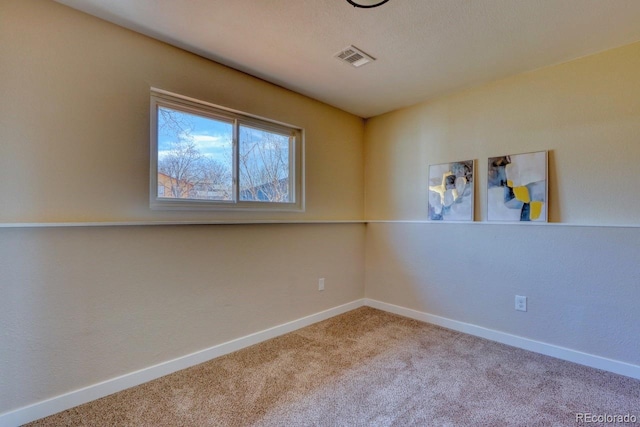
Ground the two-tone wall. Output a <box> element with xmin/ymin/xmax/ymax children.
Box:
<box><xmin>365</xmin><ymin>41</ymin><xmax>640</xmax><ymax>371</ymax></box>
<box><xmin>2</xmin><ymin>0</ymin><xmax>640</xmax><ymax>424</ymax></box>
<box><xmin>0</xmin><ymin>0</ymin><xmax>365</xmax><ymax>421</ymax></box>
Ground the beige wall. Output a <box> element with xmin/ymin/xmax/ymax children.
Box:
<box><xmin>365</xmin><ymin>222</ymin><xmax>640</xmax><ymax>364</ymax></box>
<box><xmin>0</xmin><ymin>0</ymin><xmax>364</xmax><ymax>223</ymax></box>
<box><xmin>3</xmin><ymin>0</ymin><xmax>640</xmax><ymax>420</ymax></box>
<box><xmin>364</xmin><ymin>42</ymin><xmax>640</xmax><ymax>367</ymax></box>
<box><xmin>1</xmin><ymin>224</ymin><xmax>365</xmax><ymax>413</ymax></box>
<box><xmin>365</xmin><ymin>42</ymin><xmax>640</xmax><ymax>224</ymax></box>
<box><xmin>0</xmin><ymin>0</ymin><xmax>365</xmax><ymax>415</ymax></box>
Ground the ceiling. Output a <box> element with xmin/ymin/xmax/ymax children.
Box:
<box><xmin>55</xmin><ymin>0</ymin><xmax>640</xmax><ymax>118</ymax></box>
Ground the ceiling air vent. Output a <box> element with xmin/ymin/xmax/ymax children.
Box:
<box><xmin>335</xmin><ymin>45</ymin><xmax>375</xmax><ymax>68</ymax></box>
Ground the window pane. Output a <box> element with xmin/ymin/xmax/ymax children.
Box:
<box><xmin>151</xmin><ymin>90</ymin><xmax>303</xmax><ymax>212</ymax></box>
<box><xmin>238</xmin><ymin>125</ymin><xmax>291</xmax><ymax>202</ymax></box>
<box><xmin>157</xmin><ymin>106</ymin><xmax>233</xmax><ymax>201</ymax></box>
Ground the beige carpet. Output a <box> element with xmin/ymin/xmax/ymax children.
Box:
<box><xmin>27</xmin><ymin>307</ymin><xmax>639</xmax><ymax>426</ymax></box>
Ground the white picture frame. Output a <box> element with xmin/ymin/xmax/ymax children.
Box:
<box><xmin>428</xmin><ymin>159</ymin><xmax>475</xmax><ymax>221</ymax></box>
<box><xmin>487</xmin><ymin>150</ymin><xmax>548</xmax><ymax>222</ymax></box>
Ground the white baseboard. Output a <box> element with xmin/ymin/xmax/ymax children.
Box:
<box><xmin>365</xmin><ymin>298</ymin><xmax>640</xmax><ymax>380</ymax></box>
<box><xmin>0</xmin><ymin>299</ymin><xmax>365</xmax><ymax>427</ymax></box>
<box><xmin>4</xmin><ymin>297</ymin><xmax>638</xmax><ymax>427</ymax></box>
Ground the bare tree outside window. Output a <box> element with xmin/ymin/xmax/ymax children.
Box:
<box><xmin>239</xmin><ymin>126</ymin><xmax>290</xmax><ymax>202</ymax></box>
<box><xmin>157</xmin><ymin>107</ymin><xmax>233</xmax><ymax>200</ymax></box>
<box><xmin>151</xmin><ymin>90</ymin><xmax>303</xmax><ymax>211</ymax></box>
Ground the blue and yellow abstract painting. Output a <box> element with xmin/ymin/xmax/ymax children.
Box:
<box><xmin>428</xmin><ymin>160</ymin><xmax>474</xmax><ymax>221</ymax></box>
<box><xmin>487</xmin><ymin>151</ymin><xmax>547</xmax><ymax>222</ymax></box>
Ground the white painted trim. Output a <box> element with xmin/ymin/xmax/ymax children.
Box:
<box><xmin>4</xmin><ymin>297</ymin><xmax>637</xmax><ymax>427</ymax></box>
<box><xmin>0</xmin><ymin>220</ymin><xmax>366</xmax><ymax>229</ymax></box>
<box><xmin>0</xmin><ymin>299</ymin><xmax>365</xmax><ymax>427</ymax></box>
<box><xmin>365</xmin><ymin>220</ymin><xmax>640</xmax><ymax>228</ymax></box>
<box><xmin>365</xmin><ymin>298</ymin><xmax>640</xmax><ymax>380</ymax></box>
<box><xmin>2</xmin><ymin>220</ymin><xmax>639</xmax><ymax>229</ymax></box>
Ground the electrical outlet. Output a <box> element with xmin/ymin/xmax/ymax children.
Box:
<box><xmin>318</xmin><ymin>278</ymin><xmax>325</xmax><ymax>291</ymax></box>
<box><xmin>515</xmin><ymin>295</ymin><xmax>527</xmax><ymax>312</ymax></box>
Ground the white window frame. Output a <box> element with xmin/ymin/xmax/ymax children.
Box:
<box><xmin>150</xmin><ymin>89</ymin><xmax>304</xmax><ymax>212</ymax></box>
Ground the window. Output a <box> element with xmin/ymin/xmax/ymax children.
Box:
<box><xmin>150</xmin><ymin>89</ymin><xmax>304</xmax><ymax>211</ymax></box>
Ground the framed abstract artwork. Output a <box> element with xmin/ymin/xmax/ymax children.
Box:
<box><xmin>428</xmin><ymin>159</ymin><xmax>474</xmax><ymax>221</ymax></box>
<box><xmin>487</xmin><ymin>150</ymin><xmax>548</xmax><ymax>222</ymax></box>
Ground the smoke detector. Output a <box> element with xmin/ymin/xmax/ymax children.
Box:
<box><xmin>334</xmin><ymin>45</ymin><xmax>375</xmax><ymax>68</ymax></box>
